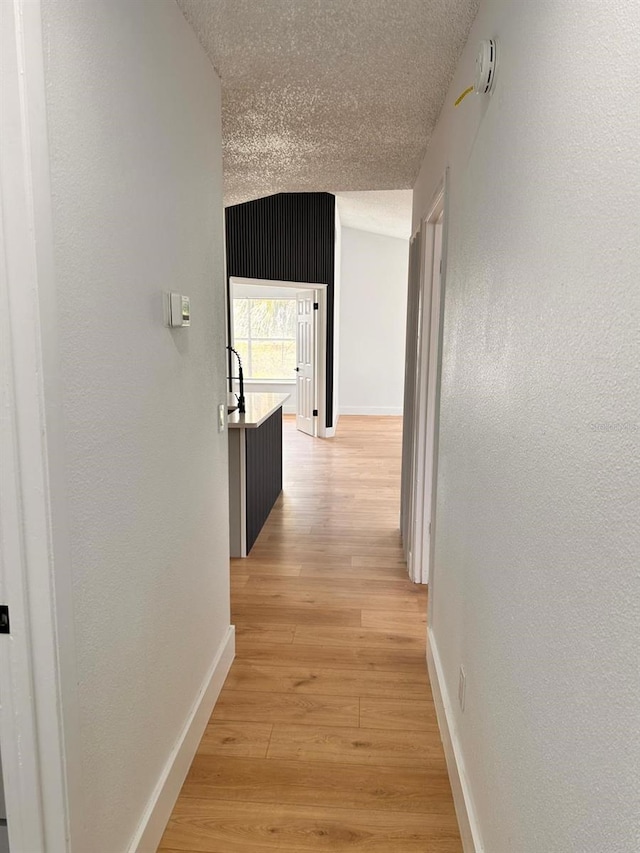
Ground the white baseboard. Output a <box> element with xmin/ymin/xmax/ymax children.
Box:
<box><xmin>427</xmin><ymin>628</ymin><xmax>483</xmax><ymax>853</ymax></box>
<box><xmin>339</xmin><ymin>406</ymin><xmax>403</xmax><ymax>416</ymax></box>
<box><xmin>128</xmin><ymin>625</ymin><xmax>235</xmax><ymax>853</ymax></box>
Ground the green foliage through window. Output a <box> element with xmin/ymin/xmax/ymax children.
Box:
<box><xmin>233</xmin><ymin>298</ymin><xmax>297</xmax><ymax>380</ymax></box>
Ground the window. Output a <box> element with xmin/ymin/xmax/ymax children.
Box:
<box><xmin>233</xmin><ymin>297</ymin><xmax>297</xmax><ymax>381</ymax></box>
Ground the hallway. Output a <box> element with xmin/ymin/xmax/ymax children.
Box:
<box><xmin>159</xmin><ymin>416</ymin><xmax>461</xmax><ymax>852</ymax></box>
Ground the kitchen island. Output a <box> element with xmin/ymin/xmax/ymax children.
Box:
<box><xmin>228</xmin><ymin>392</ymin><xmax>290</xmax><ymax>558</ymax></box>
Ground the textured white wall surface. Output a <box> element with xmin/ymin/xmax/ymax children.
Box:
<box><xmin>339</xmin><ymin>227</ymin><xmax>409</xmax><ymax>415</ymax></box>
<box><xmin>413</xmin><ymin>1</ymin><xmax>640</xmax><ymax>851</ymax></box>
<box><xmin>40</xmin><ymin>1</ymin><xmax>230</xmax><ymax>849</ymax></box>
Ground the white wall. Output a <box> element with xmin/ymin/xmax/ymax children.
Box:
<box><xmin>339</xmin><ymin>227</ymin><xmax>409</xmax><ymax>415</ymax></box>
<box><xmin>414</xmin><ymin>1</ymin><xmax>640</xmax><ymax>851</ymax></box>
<box><xmin>40</xmin><ymin>1</ymin><xmax>231</xmax><ymax>849</ymax></box>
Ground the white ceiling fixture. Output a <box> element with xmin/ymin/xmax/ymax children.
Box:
<box><xmin>177</xmin><ymin>0</ymin><xmax>479</xmax><ymax>206</ymax></box>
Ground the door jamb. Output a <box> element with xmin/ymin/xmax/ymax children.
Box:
<box><xmin>1</xmin><ymin>1</ymin><xmax>81</xmax><ymax>850</ymax></box>
<box><xmin>407</xmin><ymin>228</ymin><xmax>425</xmax><ymax>583</ymax></box>
<box><xmin>229</xmin><ymin>277</ymin><xmax>328</xmax><ymax>437</ymax></box>
<box><xmin>401</xmin><ymin>228</ymin><xmax>422</xmax><ymax>577</ymax></box>
<box><xmin>425</xmin><ymin>174</ymin><xmax>449</xmax><ymax>604</ymax></box>
<box><xmin>409</xmin><ymin>175</ymin><xmax>448</xmax><ymax>588</ymax></box>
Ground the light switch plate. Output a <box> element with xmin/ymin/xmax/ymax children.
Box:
<box><xmin>218</xmin><ymin>403</ymin><xmax>226</xmax><ymax>433</ymax></box>
<box><xmin>168</xmin><ymin>292</ymin><xmax>190</xmax><ymax>327</ymax></box>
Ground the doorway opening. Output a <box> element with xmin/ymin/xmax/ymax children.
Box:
<box><xmin>401</xmin><ymin>180</ymin><xmax>447</xmax><ymax>585</ymax></box>
<box><xmin>229</xmin><ymin>277</ymin><xmax>328</xmax><ymax>438</ymax></box>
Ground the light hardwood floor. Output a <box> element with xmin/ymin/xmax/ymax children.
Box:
<box><xmin>159</xmin><ymin>415</ymin><xmax>461</xmax><ymax>852</ymax></box>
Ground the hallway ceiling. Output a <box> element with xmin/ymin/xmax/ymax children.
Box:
<box><xmin>177</xmin><ymin>0</ymin><xmax>479</xmax><ymax>206</ymax></box>
<box><xmin>336</xmin><ymin>190</ymin><xmax>413</xmax><ymax>240</ymax></box>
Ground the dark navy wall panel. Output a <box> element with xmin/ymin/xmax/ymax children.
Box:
<box><xmin>245</xmin><ymin>408</ymin><xmax>283</xmax><ymax>553</ymax></box>
<box><xmin>225</xmin><ymin>192</ymin><xmax>335</xmax><ymax>427</ymax></box>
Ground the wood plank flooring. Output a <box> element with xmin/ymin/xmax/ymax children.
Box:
<box><xmin>158</xmin><ymin>416</ymin><xmax>461</xmax><ymax>852</ymax></box>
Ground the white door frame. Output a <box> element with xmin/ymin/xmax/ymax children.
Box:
<box><xmin>1</xmin><ymin>1</ymin><xmax>84</xmax><ymax>850</ymax></box>
<box><xmin>229</xmin><ymin>277</ymin><xmax>328</xmax><ymax>437</ymax></box>
<box><xmin>407</xmin><ymin>219</ymin><xmax>431</xmax><ymax>583</ymax></box>
<box><xmin>400</xmin><ymin>229</ymin><xmax>422</xmax><ymax>574</ymax></box>
<box><xmin>408</xmin><ymin>176</ymin><xmax>448</xmax><ymax>585</ymax></box>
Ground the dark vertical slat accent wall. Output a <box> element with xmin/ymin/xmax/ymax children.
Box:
<box><xmin>245</xmin><ymin>409</ymin><xmax>283</xmax><ymax>553</ymax></box>
<box><xmin>225</xmin><ymin>192</ymin><xmax>336</xmax><ymax>428</ymax></box>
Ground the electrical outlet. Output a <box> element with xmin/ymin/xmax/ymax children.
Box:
<box><xmin>217</xmin><ymin>403</ymin><xmax>226</xmax><ymax>433</ymax></box>
<box><xmin>458</xmin><ymin>666</ymin><xmax>466</xmax><ymax>712</ymax></box>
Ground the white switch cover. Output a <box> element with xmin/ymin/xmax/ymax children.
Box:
<box><xmin>218</xmin><ymin>403</ymin><xmax>226</xmax><ymax>433</ymax></box>
<box><xmin>169</xmin><ymin>292</ymin><xmax>190</xmax><ymax>327</ymax></box>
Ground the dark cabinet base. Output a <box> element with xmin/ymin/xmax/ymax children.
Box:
<box><xmin>245</xmin><ymin>407</ymin><xmax>283</xmax><ymax>553</ymax></box>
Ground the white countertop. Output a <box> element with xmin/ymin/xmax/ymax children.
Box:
<box><xmin>227</xmin><ymin>392</ymin><xmax>290</xmax><ymax>429</ymax></box>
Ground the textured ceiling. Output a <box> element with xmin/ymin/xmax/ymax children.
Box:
<box><xmin>336</xmin><ymin>190</ymin><xmax>413</xmax><ymax>240</ymax></box>
<box><xmin>177</xmin><ymin>0</ymin><xmax>479</xmax><ymax>206</ymax></box>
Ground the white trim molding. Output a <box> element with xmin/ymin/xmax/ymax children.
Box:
<box><xmin>320</xmin><ymin>410</ymin><xmax>339</xmax><ymax>439</ymax></box>
<box><xmin>244</xmin><ymin>379</ymin><xmax>296</xmax><ymax>386</ymax></box>
<box><xmin>427</xmin><ymin>628</ymin><xmax>484</xmax><ymax>853</ymax></box>
<box><xmin>1</xmin><ymin>1</ymin><xmax>82</xmax><ymax>849</ymax></box>
<box><xmin>231</xmin><ymin>276</ymin><xmax>327</xmax><ymax>290</ymax></box>
<box><xmin>339</xmin><ymin>406</ymin><xmax>403</xmax><ymax>416</ymax></box>
<box><xmin>128</xmin><ymin>625</ymin><xmax>235</xmax><ymax>853</ymax></box>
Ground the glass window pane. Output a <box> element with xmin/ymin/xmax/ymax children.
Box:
<box><xmin>250</xmin><ymin>340</ymin><xmax>296</xmax><ymax>379</ymax></box>
<box><xmin>233</xmin><ymin>298</ymin><xmax>249</xmax><ymax>338</ymax></box>
<box><xmin>282</xmin><ymin>300</ymin><xmax>297</xmax><ymax>337</ymax></box>
<box><xmin>249</xmin><ymin>298</ymin><xmax>296</xmax><ymax>338</ymax></box>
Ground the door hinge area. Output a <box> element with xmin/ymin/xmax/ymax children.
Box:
<box><xmin>313</xmin><ymin>302</ymin><xmax>319</xmax><ymax>310</ymax></box>
<box><xmin>313</xmin><ymin>409</ymin><xmax>318</xmax><ymax>416</ymax></box>
<box><xmin>0</xmin><ymin>605</ymin><xmax>10</xmax><ymax>634</ymax></box>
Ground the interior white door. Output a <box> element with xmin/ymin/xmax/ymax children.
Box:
<box><xmin>408</xmin><ymin>225</ymin><xmax>431</xmax><ymax>582</ymax></box>
<box><xmin>420</xmin><ymin>215</ymin><xmax>444</xmax><ymax>583</ymax></box>
<box><xmin>296</xmin><ymin>291</ymin><xmax>316</xmax><ymax>436</ymax></box>
<box><xmin>400</xmin><ymin>230</ymin><xmax>423</xmax><ymax>568</ymax></box>
<box><xmin>405</xmin><ymin>197</ymin><xmax>444</xmax><ymax>586</ymax></box>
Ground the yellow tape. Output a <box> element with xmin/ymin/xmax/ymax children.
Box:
<box><xmin>454</xmin><ymin>85</ymin><xmax>474</xmax><ymax>107</ymax></box>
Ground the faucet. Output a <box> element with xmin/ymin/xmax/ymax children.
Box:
<box><xmin>226</xmin><ymin>345</ymin><xmax>246</xmax><ymax>413</ymax></box>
